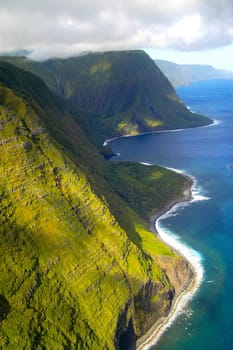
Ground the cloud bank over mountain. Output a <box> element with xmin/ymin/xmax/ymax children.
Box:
<box><xmin>1</xmin><ymin>0</ymin><xmax>233</xmax><ymax>59</ymax></box>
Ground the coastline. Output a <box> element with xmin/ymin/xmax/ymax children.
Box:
<box><xmin>136</xmin><ymin>171</ymin><xmax>203</xmax><ymax>350</ymax></box>
<box><xmin>149</xmin><ymin>172</ymin><xmax>193</xmax><ymax>233</ymax></box>
<box><xmin>105</xmin><ymin>124</ymin><xmax>213</xmax><ymax>350</ymax></box>
<box><xmin>103</xmin><ymin>118</ymin><xmax>216</xmax><ymax>146</ymax></box>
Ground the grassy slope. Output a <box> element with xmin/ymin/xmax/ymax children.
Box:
<box><xmin>2</xmin><ymin>51</ymin><xmax>212</xmax><ymax>144</ymax></box>
<box><xmin>0</xmin><ymin>62</ymin><xmax>189</xmax><ymax>349</ymax></box>
<box><xmin>106</xmin><ymin>162</ymin><xmax>186</xmax><ymax>220</ymax></box>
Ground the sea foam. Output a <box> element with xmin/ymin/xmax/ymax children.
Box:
<box><xmin>138</xmin><ymin>214</ymin><xmax>204</xmax><ymax>349</ymax></box>
<box><xmin>139</xmin><ymin>162</ymin><xmax>153</xmax><ymax>166</ymax></box>
<box><xmin>190</xmin><ymin>176</ymin><xmax>210</xmax><ymax>202</ymax></box>
<box><xmin>137</xmin><ymin>169</ymin><xmax>205</xmax><ymax>350</ymax></box>
<box><xmin>166</xmin><ymin>166</ymin><xmax>211</xmax><ymax>202</ymax></box>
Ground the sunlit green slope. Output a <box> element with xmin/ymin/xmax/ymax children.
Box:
<box><xmin>0</xmin><ymin>63</ymin><xmax>191</xmax><ymax>349</ymax></box>
<box><xmin>2</xmin><ymin>50</ymin><xmax>212</xmax><ymax>144</ymax></box>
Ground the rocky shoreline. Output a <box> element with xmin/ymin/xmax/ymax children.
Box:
<box><xmin>136</xmin><ymin>172</ymin><xmax>200</xmax><ymax>350</ymax></box>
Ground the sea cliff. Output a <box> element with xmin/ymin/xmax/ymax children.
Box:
<box><xmin>0</xmin><ymin>57</ymin><xmax>202</xmax><ymax>350</ymax></box>
<box><xmin>106</xmin><ymin>164</ymin><xmax>195</xmax><ymax>350</ymax></box>
<box><xmin>136</xmin><ymin>173</ymin><xmax>202</xmax><ymax>350</ymax></box>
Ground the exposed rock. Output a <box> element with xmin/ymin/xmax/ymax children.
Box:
<box><xmin>133</xmin><ymin>279</ymin><xmax>174</xmax><ymax>337</ymax></box>
<box><xmin>23</xmin><ymin>141</ymin><xmax>32</xmax><ymax>151</ymax></box>
<box><xmin>156</xmin><ymin>255</ymin><xmax>193</xmax><ymax>295</ymax></box>
<box><xmin>116</xmin><ymin>278</ymin><xmax>175</xmax><ymax>349</ymax></box>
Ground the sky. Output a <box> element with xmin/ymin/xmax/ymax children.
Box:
<box><xmin>1</xmin><ymin>0</ymin><xmax>233</xmax><ymax>70</ymax></box>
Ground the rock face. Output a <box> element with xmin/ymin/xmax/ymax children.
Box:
<box><xmin>2</xmin><ymin>50</ymin><xmax>212</xmax><ymax>144</ymax></box>
<box><xmin>115</xmin><ymin>279</ymin><xmax>174</xmax><ymax>350</ymax></box>
<box><xmin>156</xmin><ymin>255</ymin><xmax>192</xmax><ymax>295</ymax></box>
<box><xmin>0</xmin><ymin>61</ymin><xmax>192</xmax><ymax>349</ymax></box>
<box><xmin>134</xmin><ymin>279</ymin><xmax>174</xmax><ymax>336</ymax></box>
<box><xmin>116</xmin><ymin>256</ymin><xmax>192</xmax><ymax>350</ymax></box>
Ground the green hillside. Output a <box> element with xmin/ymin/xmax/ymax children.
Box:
<box><xmin>2</xmin><ymin>51</ymin><xmax>212</xmax><ymax>144</ymax></box>
<box><xmin>0</xmin><ymin>62</ymin><xmax>192</xmax><ymax>349</ymax></box>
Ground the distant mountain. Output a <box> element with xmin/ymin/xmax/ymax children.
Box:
<box><xmin>0</xmin><ymin>61</ymin><xmax>192</xmax><ymax>349</ymax></box>
<box><xmin>155</xmin><ymin>59</ymin><xmax>233</xmax><ymax>87</ymax></box>
<box><xmin>0</xmin><ymin>49</ymin><xmax>32</xmax><ymax>57</ymax></box>
<box><xmin>2</xmin><ymin>50</ymin><xmax>211</xmax><ymax>144</ymax></box>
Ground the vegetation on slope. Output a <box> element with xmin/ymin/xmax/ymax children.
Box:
<box><xmin>2</xmin><ymin>51</ymin><xmax>212</xmax><ymax>144</ymax></box>
<box><xmin>106</xmin><ymin>162</ymin><xmax>186</xmax><ymax>220</ymax></box>
<box><xmin>0</xmin><ymin>62</ymin><xmax>191</xmax><ymax>349</ymax></box>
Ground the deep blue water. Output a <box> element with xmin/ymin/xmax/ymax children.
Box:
<box><xmin>110</xmin><ymin>79</ymin><xmax>233</xmax><ymax>350</ymax></box>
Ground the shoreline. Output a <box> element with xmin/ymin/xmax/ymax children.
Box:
<box><xmin>105</xmin><ymin>123</ymin><xmax>213</xmax><ymax>349</ymax></box>
<box><xmin>103</xmin><ymin>118</ymin><xmax>217</xmax><ymax>146</ymax></box>
<box><xmin>149</xmin><ymin>171</ymin><xmax>193</xmax><ymax>233</ymax></box>
<box><xmin>136</xmin><ymin>171</ymin><xmax>204</xmax><ymax>350</ymax></box>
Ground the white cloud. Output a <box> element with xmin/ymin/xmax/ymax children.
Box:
<box><xmin>169</xmin><ymin>14</ymin><xmax>203</xmax><ymax>45</ymax></box>
<box><xmin>0</xmin><ymin>0</ymin><xmax>233</xmax><ymax>59</ymax></box>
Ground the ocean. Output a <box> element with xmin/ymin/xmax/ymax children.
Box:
<box><xmin>109</xmin><ymin>79</ymin><xmax>233</xmax><ymax>350</ymax></box>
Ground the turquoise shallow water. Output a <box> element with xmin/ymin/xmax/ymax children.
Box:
<box><xmin>110</xmin><ymin>79</ymin><xmax>233</xmax><ymax>350</ymax></box>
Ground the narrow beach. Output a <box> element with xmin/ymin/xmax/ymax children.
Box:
<box><xmin>137</xmin><ymin>171</ymin><xmax>204</xmax><ymax>350</ymax></box>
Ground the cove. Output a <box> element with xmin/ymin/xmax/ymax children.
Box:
<box><xmin>109</xmin><ymin>79</ymin><xmax>233</xmax><ymax>350</ymax></box>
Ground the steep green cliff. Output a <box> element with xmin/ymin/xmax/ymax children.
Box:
<box><xmin>0</xmin><ymin>62</ymin><xmax>191</xmax><ymax>349</ymax></box>
<box><xmin>2</xmin><ymin>51</ymin><xmax>212</xmax><ymax>144</ymax></box>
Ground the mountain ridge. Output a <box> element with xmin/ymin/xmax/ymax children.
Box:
<box><xmin>0</xmin><ymin>60</ymin><xmax>192</xmax><ymax>349</ymax></box>
<box><xmin>155</xmin><ymin>59</ymin><xmax>233</xmax><ymax>87</ymax></box>
<box><xmin>1</xmin><ymin>50</ymin><xmax>212</xmax><ymax>144</ymax></box>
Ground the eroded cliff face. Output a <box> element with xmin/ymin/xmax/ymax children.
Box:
<box><xmin>116</xmin><ymin>279</ymin><xmax>173</xmax><ymax>350</ymax></box>
<box><xmin>135</xmin><ymin>280</ymin><xmax>173</xmax><ymax>336</ymax></box>
<box><xmin>116</xmin><ymin>255</ymin><xmax>192</xmax><ymax>350</ymax></box>
<box><xmin>0</xmin><ymin>62</ymin><xmax>193</xmax><ymax>350</ymax></box>
<box><xmin>2</xmin><ymin>51</ymin><xmax>212</xmax><ymax>144</ymax></box>
<box><xmin>156</xmin><ymin>255</ymin><xmax>193</xmax><ymax>295</ymax></box>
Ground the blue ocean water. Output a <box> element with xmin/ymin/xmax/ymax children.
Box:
<box><xmin>110</xmin><ymin>79</ymin><xmax>233</xmax><ymax>350</ymax></box>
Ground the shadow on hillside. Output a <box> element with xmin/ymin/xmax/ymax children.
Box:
<box><xmin>0</xmin><ymin>295</ymin><xmax>10</xmax><ymax>321</ymax></box>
